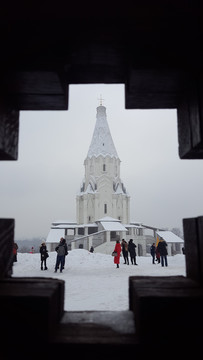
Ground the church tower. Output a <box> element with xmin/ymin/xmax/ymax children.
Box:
<box><xmin>76</xmin><ymin>103</ymin><xmax>130</xmax><ymax>224</ymax></box>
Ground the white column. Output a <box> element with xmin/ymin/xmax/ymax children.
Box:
<box><xmin>88</xmin><ymin>236</ymin><xmax>93</xmax><ymax>250</ymax></box>
<box><xmin>106</xmin><ymin>231</ymin><xmax>111</xmax><ymax>243</ymax></box>
<box><xmin>71</xmin><ymin>241</ymin><xmax>75</xmax><ymax>250</ymax></box>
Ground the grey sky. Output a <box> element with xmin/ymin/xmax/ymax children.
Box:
<box><xmin>1</xmin><ymin>84</ymin><xmax>203</xmax><ymax>239</ymax></box>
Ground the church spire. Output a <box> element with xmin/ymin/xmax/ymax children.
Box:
<box><xmin>77</xmin><ymin>102</ymin><xmax>130</xmax><ymax>225</ymax></box>
<box><xmin>98</xmin><ymin>94</ymin><xmax>104</xmax><ymax>106</ymax></box>
<box><xmin>87</xmin><ymin>104</ymin><xmax>119</xmax><ymax>159</ymax></box>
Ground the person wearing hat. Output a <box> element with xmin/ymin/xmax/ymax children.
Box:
<box><xmin>40</xmin><ymin>242</ymin><xmax>49</xmax><ymax>270</ymax></box>
<box><xmin>157</xmin><ymin>238</ymin><xmax>168</xmax><ymax>267</ymax></box>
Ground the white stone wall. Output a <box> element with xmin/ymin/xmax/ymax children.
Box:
<box><xmin>77</xmin><ymin>154</ymin><xmax>130</xmax><ymax>224</ymax></box>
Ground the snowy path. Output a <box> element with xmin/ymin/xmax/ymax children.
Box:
<box><xmin>13</xmin><ymin>250</ymin><xmax>186</xmax><ymax>311</ymax></box>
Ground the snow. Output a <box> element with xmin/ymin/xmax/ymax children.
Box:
<box><xmin>100</xmin><ymin>221</ymin><xmax>127</xmax><ymax>231</ymax></box>
<box><xmin>46</xmin><ymin>228</ymin><xmax>65</xmax><ymax>243</ymax></box>
<box><xmin>52</xmin><ymin>220</ymin><xmax>77</xmax><ymax>226</ymax></box>
<box><xmin>157</xmin><ymin>230</ymin><xmax>184</xmax><ymax>243</ymax></box>
<box><xmin>98</xmin><ymin>216</ymin><xmax>120</xmax><ymax>222</ymax></box>
<box><xmin>13</xmin><ymin>249</ymin><xmax>186</xmax><ymax>311</ymax></box>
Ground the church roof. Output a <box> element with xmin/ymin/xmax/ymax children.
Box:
<box><xmin>100</xmin><ymin>221</ymin><xmax>127</xmax><ymax>232</ymax></box>
<box><xmin>46</xmin><ymin>228</ymin><xmax>65</xmax><ymax>243</ymax></box>
<box><xmin>156</xmin><ymin>231</ymin><xmax>184</xmax><ymax>243</ymax></box>
<box><xmin>87</xmin><ymin>105</ymin><xmax>119</xmax><ymax>159</ymax></box>
<box><xmin>97</xmin><ymin>216</ymin><xmax>121</xmax><ymax>222</ymax></box>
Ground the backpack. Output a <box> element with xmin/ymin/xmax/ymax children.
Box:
<box><xmin>57</xmin><ymin>245</ymin><xmax>65</xmax><ymax>256</ymax></box>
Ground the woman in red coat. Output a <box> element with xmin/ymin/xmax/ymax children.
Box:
<box><xmin>114</xmin><ymin>240</ymin><xmax>122</xmax><ymax>268</ymax></box>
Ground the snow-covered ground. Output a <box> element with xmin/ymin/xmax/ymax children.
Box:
<box><xmin>13</xmin><ymin>250</ymin><xmax>186</xmax><ymax>311</ymax></box>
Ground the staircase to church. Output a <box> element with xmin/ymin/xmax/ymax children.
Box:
<box><xmin>72</xmin><ymin>230</ymin><xmax>107</xmax><ymax>250</ymax></box>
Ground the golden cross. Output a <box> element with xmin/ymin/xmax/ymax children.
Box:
<box><xmin>98</xmin><ymin>94</ymin><xmax>104</xmax><ymax>106</ymax></box>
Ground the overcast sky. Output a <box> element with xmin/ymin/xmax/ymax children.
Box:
<box><xmin>1</xmin><ymin>84</ymin><xmax>203</xmax><ymax>239</ymax></box>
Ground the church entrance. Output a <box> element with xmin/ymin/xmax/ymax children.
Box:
<box><xmin>110</xmin><ymin>231</ymin><xmax>120</xmax><ymax>242</ymax></box>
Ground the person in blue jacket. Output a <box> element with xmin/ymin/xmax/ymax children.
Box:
<box><xmin>150</xmin><ymin>243</ymin><xmax>156</xmax><ymax>264</ymax></box>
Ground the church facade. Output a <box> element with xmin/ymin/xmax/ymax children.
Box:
<box><xmin>76</xmin><ymin>104</ymin><xmax>130</xmax><ymax>225</ymax></box>
<box><xmin>46</xmin><ymin>102</ymin><xmax>184</xmax><ymax>255</ymax></box>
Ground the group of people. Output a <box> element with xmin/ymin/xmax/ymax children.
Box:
<box><xmin>113</xmin><ymin>238</ymin><xmax>138</xmax><ymax>268</ymax></box>
<box><xmin>40</xmin><ymin>237</ymin><xmax>68</xmax><ymax>272</ymax></box>
<box><xmin>113</xmin><ymin>237</ymin><xmax>168</xmax><ymax>268</ymax></box>
<box><xmin>150</xmin><ymin>238</ymin><xmax>168</xmax><ymax>267</ymax></box>
<box><xmin>39</xmin><ymin>237</ymin><xmax>168</xmax><ymax>271</ymax></box>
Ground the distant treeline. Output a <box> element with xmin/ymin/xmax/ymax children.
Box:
<box><xmin>15</xmin><ymin>238</ymin><xmax>44</xmax><ymax>253</ymax></box>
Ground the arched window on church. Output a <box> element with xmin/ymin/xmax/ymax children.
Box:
<box><xmin>104</xmin><ymin>204</ymin><xmax>107</xmax><ymax>214</ymax></box>
<box><xmin>103</xmin><ymin>164</ymin><xmax>106</xmax><ymax>171</ymax></box>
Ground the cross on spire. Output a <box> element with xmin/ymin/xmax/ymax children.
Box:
<box><xmin>98</xmin><ymin>94</ymin><xmax>104</xmax><ymax>106</ymax></box>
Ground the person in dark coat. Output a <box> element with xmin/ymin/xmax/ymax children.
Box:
<box><xmin>40</xmin><ymin>242</ymin><xmax>48</xmax><ymax>270</ymax></box>
<box><xmin>90</xmin><ymin>246</ymin><xmax>94</xmax><ymax>253</ymax></box>
<box><xmin>128</xmin><ymin>239</ymin><xmax>138</xmax><ymax>265</ymax></box>
<box><xmin>62</xmin><ymin>238</ymin><xmax>68</xmax><ymax>269</ymax></box>
<box><xmin>121</xmin><ymin>239</ymin><xmax>129</xmax><ymax>265</ymax></box>
<box><xmin>113</xmin><ymin>240</ymin><xmax>122</xmax><ymax>268</ymax></box>
<box><xmin>55</xmin><ymin>237</ymin><xmax>68</xmax><ymax>273</ymax></box>
<box><xmin>150</xmin><ymin>243</ymin><xmax>156</xmax><ymax>264</ymax></box>
<box><xmin>13</xmin><ymin>242</ymin><xmax>18</xmax><ymax>263</ymax></box>
<box><xmin>157</xmin><ymin>238</ymin><xmax>168</xmax><ymax>267</ymax></box>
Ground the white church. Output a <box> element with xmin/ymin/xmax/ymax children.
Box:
<box><xmin>46</xmin><ymin>102</ymin><xmax>183</xmax><ymax>256</ymax></box>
